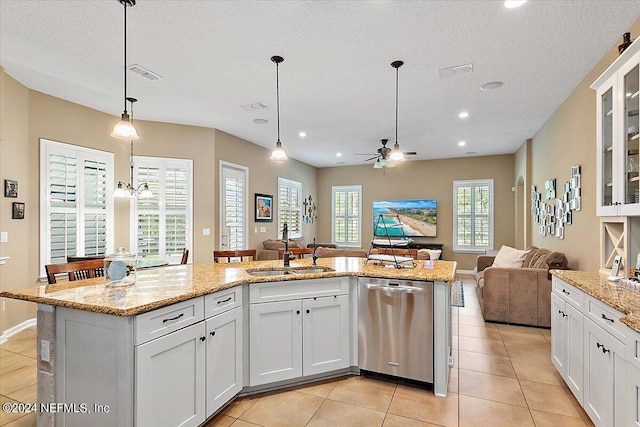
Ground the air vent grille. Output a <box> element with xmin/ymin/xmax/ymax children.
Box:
<box><xmin>241</xmin><ymin>103</ymin><xmax>268</xmax><ymax>111</ymax></box>
<box><xmin>439</xmin><ymin>63</ymin><xmax>473</xmax><ymax>78</ymax></box>
<box><xmin>128</xmin><ymin>64</ymin><xmax>162</xmax><ymax>81</ymax></box>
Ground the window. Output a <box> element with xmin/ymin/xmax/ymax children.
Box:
<box><xmin>220</xmin><ymin>161</ymin><xmax>248</xmax><ymax>250</ymax></box>
<box><xmin>332</xmin><ymin>185</ymin><xmax>361</xmax><ymax>247</ymax></box>
<box><xmin>278</xmin><ymin>177</ymin><xmax>302</xmax><ymax>238</ymax></box>
<box><xmin>132</xmin><ymin>157</ymin><xmax>193</xmax><ymax>264</ymax></box>
<box><xmin>40</xmin><ymin>139</ymin><xmax>114</xmax><ymax>275</ymax></box>
<box><xmin>453</xmin><ymin>179</ymin><xmax>494</xmax><ymax>252</ymax></box>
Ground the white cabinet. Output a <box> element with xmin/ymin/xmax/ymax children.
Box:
<box><xmin>630</xmin><ymin>363</ymin><xmax>640</xmax><ymax>427</ymax></box>
<box><xmin>593</xmin><ymin>40</ymin><xmax>640</xmax><ymax>216</ymax></box>
<box><xmin>583</xmin><ymin>317</ymin><xmax>626</xmax><ymax>427</ymax></box>
<box><xmin>551</xmin><ymin>287</ymin><xmax>584</xmax><ymax>403</ymax></box>
<box><xmin>302</xmin><ymin>295</ymin><xmax>350</xmax><ymax>376</ymax></box>
<box><xmin>135</xmin><ymin>322</ymin><xmax>206</xmax><ymax>427</ymax></box>
<box><xmin>250</xmin><ymin>299</ymin><xmax>303</xmax><ymax>385</ymax></box>
<box><xmin>249</xmin><ymin>278</ymin><xmax>351</xmax><ymax>387</ymax></box>
<box><xmin>205</xmin><ymin>306</ymin><xmax>243</xmax><ymax>417</ymax></box>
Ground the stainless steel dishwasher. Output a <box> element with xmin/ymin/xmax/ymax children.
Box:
<box><xmin>358</xmin><ymin>277</ymin><xmax>433</xmax><ymax>383</ymax></box>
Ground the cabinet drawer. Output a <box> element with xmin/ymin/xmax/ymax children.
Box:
<box><xmin>250</xmin><ymin>278</ymin><xmax>349</xmax><ymax>303</ymax></box>
<box><xmin>552</xmin><ymin>276</ymin><xmax>584</xmax><ymax>309</ymax></box>
<box><xmin>205</xmin><ymin>286</ymin><xmax>242</xmax><ymax>318</ymax></box>
<box><xmin>135</xmin><ymin>297</ymin><xmax>204</xmax><ymax>345</ymax></box>
<box><xmin>585</xmin><ymin>295</ymin><xmax>626</xmax><ymax>343</ymax></box>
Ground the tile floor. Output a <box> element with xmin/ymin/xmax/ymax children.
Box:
<box><xmin>0</xmin><ymin>280</ymin><xmax>594</xmax><ymax>427</ymax></box>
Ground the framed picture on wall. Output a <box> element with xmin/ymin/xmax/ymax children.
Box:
<box><xmin>255</xmin><ymin>193</ymin><xmax>273</xmax><ymax>222</ymax></box>
<box><xmin>12</xmin><ymin>202</ymin><xmax>24</xmax><ymax>219</ymax></box>
<box><xmin>4</xmin><ymin>179</ymin><xmax>18</xmax><ymax>198</ymax></box>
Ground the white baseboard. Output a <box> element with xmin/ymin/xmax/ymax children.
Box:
<box><xmin>0</xmin><ymin>318</ymin><xmax>37</xmax><ymax>345</ymax></box>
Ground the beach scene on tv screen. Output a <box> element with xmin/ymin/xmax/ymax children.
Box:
<box><xmin>373</xmin><ymin>199</ymin><xmax>437</xmax><ymax>237</ymax></box>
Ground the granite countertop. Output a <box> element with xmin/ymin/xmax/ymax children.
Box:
<box><xmin>551</xmin><ymin>270</ymin><xmax>640</xmax><ymax>333</ymax></box>
<box><xmin>0</xmin><ymin>258</ymin><xmax>457</xmax><ymax>317</ymax></box>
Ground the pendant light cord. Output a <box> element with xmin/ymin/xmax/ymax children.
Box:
<box><xmin>276</xmin><ymin>61</ymin><xmax>280</xmax><ymax>142</ymax></box>
<box><xmin>123</xmin><ymin>1</ymin><xmax>128</xmax><ymax>114</ymax></box>
<box><xmin>395</xmin><ymin>65</ymin><xmax>398</xmax><ymax>144</ymax></box>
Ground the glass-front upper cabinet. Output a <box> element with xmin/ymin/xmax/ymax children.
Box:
<box><xmin>592</xmin><ymin>41</ymin><xmax>640</xmax><ymax>216</ymax></box>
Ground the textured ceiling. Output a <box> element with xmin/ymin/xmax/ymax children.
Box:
<box><xmin>1</xmin><ymin>1</ymin><xmax>640</xmax><ymax>167</ymax></box>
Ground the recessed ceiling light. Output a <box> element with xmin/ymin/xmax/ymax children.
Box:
<box><xmin>299</xmin><ymin>132</ymin><xmax>306</xmax><ymax>137</ymax></box>
<box><xmin>458</xmin><ymin>111</ymin><xmax>469</xmax><ymax>119</ymax></box>
<box><xmin>465</xmin><ymin>151</ymin><xmax>477</xmax><ymax>156</ymax></box>
<box><xmin>481</xmin><ymin>81</ymin><xmax>504</xmax><ymax>91</ymax></box>
<box><xmin>253</xmin><ymin>118</ymin><xmax>269</xmax><ymax>124</ymax></box>
<box><xmin>504</xmin><ymin>0</ymin><xmax>526</xmax><ymax>8</ymax></box>
<box><xmin>458</xmin><ymin>141</ymin><xmax>466</xmax><ymax>147</ymax></box>
<box><xmin>336</xmin><ymin>152</ymin><xmax>342</xmax><ymax>157</ymax></box>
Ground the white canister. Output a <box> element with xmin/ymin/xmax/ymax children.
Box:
<box><xmin>104</xmin><ymin>247</ymin><xmax>136</xmax><ymax>287</ymax></box>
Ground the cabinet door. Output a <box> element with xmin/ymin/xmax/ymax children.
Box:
<box><xmin>135</xmin><ymin>322</ymin><xmax>206</xmax><ymax>427</ymax></box>
<box><xmin>583</xmin><ymin>318</ymin><xmax>625</xmax><ymax>427</ymax></box>
<box><xmin>630</xmin><ymin>364</ymin><xmax>640</xmax><ymax>427</ymax></box>
<box><xmin>205</xmin><ymin>307</ymin><xmax>243</xmax><ymax>417</ymax></box>
<box><xmin>565</xmin><ymin>302</ymin><xmax>584</xmax><ymax>404</ymax></box>
<box><xmin>250</xmin><ymin>300</ymin><xmax>302</xmax><ymax>386</ymax></box>
<box><xmin>596</xmin><ymin>73</ymin><xmax>618</xmax><ymax>216</ymax></box>
<box><xmin>618</xmin><ymin>50</ymin><xmax>640</xmax><ymax>215</ymax></box>
<box><xmin>551</xmin><ymin>293</ymin><xmax>567</xmax><ymax>374</ymax></box>
<box><xmin>302</xmin><ymin>295</ymin><xmax>350</xmax><ymax>376</ymax></box>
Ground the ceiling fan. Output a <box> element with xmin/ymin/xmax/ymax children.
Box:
<box><xmin>355</xmin><ymin>139</ymin><xmax>417</xmax><ymax>168</ymax></box>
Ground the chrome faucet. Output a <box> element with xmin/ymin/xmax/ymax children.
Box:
<box><xmin>312</xmin><ymin>237</ymin><xmax>319</xmax><ymax>266</ymax></box>
<box><xmin>282</xmin><ymin>222</ymin><xmax>294</xmax><ymax>267</ymax></box>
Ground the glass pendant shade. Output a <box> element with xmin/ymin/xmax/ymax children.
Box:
<box><xmin>138</xmin><ymin>184</ymin><xmax>153</xmax><ymax>199</ymax></box>
<box><xmin>389</xmin><ymin>142</ymin><xmax>405</xmax><ymax>162</ymax></box>
<box><xmin>113</xmin><ymin>182</ymin><xmax>130</xmax><ymax>198</ymax></box>
<box><xmin>270</xmin><ymin>140</ymin><xmax>288</xmax><ymax>160</ymax></box>
<box><xmin>111</xmin><ymin>113</ymin><xmax>140</xmax><ymax>140</ymax></box>
<box><xmin>380</xmin><ymin>158</ymin><xmax>396</xmax><ymax>168</ymax></box>
<box><xmin>373</xmin><ymin>159</ymin><xmax>383</xmax><ymax>169</ymax></box>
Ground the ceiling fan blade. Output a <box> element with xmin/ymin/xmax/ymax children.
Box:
<box><xmin>404</xmin><ymin>151</ymin><xmax>417</xmax><ymax>155</ymax></box>
<box><xmin>364</xmin><ymin>156</ymin><xmax>379</xmax><ymax>162</ymax></box>
<box><xmin>354</xmin><ymin>153</ymin><xmax>378</xmax><ymax>156</ymax></box>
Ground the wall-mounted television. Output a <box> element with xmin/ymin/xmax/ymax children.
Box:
<box><xmin>373</xmin><ymin>199</ymin><xmax>437</xmax><ymax>237</ymax></box>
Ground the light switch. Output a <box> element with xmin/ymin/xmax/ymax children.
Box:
<box><xmin>260</xmin><ymin>227</ymin><xmax>266</xmax><ymax>233</ymax></box>
<box><xmin>254</xmin><ymin>227</ymin><xmax>258</xmax><ymax>233</ymax></box>
<box><xmin>0</xmin><ymin>232</ymin><xmax>7</xmax><ymax>243</ymax></box>
<box><xmin>202</xmin><ymin>228</ymin><xmax>211</xmax><ymax>236</ymax></box>
<box><xmin>40</xmin><ymin>340</ymin><xmax>50</xmax><ymax>362</ymax></box>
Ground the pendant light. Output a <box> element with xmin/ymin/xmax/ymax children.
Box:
<box><xmin>269</xmin><ymin>55</ymin><xmax>288</xmax><ymax>161</ymax></box>
<box><xmin>111</xmin><ymin>0</ymin><xmax>140</xmax><ymax>140</ymax></box>
<box><xmin>388</xmin><ymin>60</ymin><xmax>406</xmax><ymax>162</ymax></box>
<box><xmin>113</xmin><ymin>98</ymin><xmax>153</xmax><ymax>199</ymax></box>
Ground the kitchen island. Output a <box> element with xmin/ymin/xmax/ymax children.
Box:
<box><xmin>0</xmin><ymin>257</ymin><xmax>457</xmax><ymax>427</ymax></box>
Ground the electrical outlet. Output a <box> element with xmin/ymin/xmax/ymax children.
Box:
<box><xmin>0</xmin><ymin>232</ymin><xmax>7</xmax><ymax>243</ymax></box>
<box><xmin>202</xmin><ymin>228</ymin><xmax>211</xmax><ymax>236</ymax></box>
<box><xmin>260</xmin><ymin>227</ymin><xmax>266</xmax><ymax>233</ymax></box>
<box><xmin>40</xmin><ymin>340</ymin><xmax>50</xmax><ymax>363</ymax></box>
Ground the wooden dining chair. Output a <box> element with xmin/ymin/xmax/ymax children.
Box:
<box><xmin>45</xmin><ymin>259</ymin><xmax>106</xmax><ymax>284</ymax></box>
<box><xmin>278</xmin><ymin>247</ymin><xmax>314</xmax><ymax>259</ymax></box>
<box><xmin>181</xmin><ymin>248</ymin><xmax>189</xmax><ymax>264</ymax></box>
<box><xmin>376</xmin><ymin>248</ymin><xmax>418</xmax><ymax>258</ymax></box>
<box><xmin>213</xmin><ymin>249</ymin><xmax>257</xmax><ymax>263</ymax></box>
<box><xmin>67</xmin><ymin>255</ymin><xmax>105</xmax><ymax>262</ymax></box>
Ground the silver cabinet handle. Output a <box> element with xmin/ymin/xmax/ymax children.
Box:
<box><xmin>365</xmin><ymin>283</ymin><xmax>424</xmax><ymax>293</ymax></box>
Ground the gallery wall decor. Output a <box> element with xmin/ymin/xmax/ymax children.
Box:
<box><xmin>531</xmin><ymin>165</ymin><xmax>581</xmax><ymax>239</ymax></box>
<box><xmin>12</xmin><ymin>202</ymin><xmax>25</xmax><ymax>220</ymax></box>
<box><xmin>4</xmin><ymin>179</ymin><xmax>18</xmax><ymax>198</ymax></box>
<box><xmin>255</xmin><ymin>193</ymin><xmax>273</xmax><ymax>222</ymax></box>
<box><xmin>303</xmin><ymin>195</ymin><xmax>317</xmax><ymax>223</ymax></box>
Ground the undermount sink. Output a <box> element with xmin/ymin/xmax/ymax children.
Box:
<box><xmin>246</xmin><ymin>266</ymin><xmax>334</xmax><ymax>277</ymax></box>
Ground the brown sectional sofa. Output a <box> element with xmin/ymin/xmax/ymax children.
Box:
<box><xmin>475</xmin><ymin>246</ymin><xmax>568</xmax><ymax>327</ymax></box>
<box><xmin>256</xmin><ymin>238</ymin><xmax>337</xmax><ymax>260</ymax></box>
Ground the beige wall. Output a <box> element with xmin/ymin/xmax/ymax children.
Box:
<box><xmin>514</xmin><ymin>139</ymin><xmax>531</xmax><ymax>249</ymax></box>
<box><xmin>317</xmin><ymin>155</ymin><xmax>515</xmax><ymax>270</ymax></box>
<box><xmin>0</xmin><ymin>68</ymin><xmax>35</xmax><ymax>331</ymax></box>
<box><xmin>214</xmin><ymin>130</ymin><xmax>317</xmax><ymax>251</ymax></box>
<box><xmin>530</xmin><ymin>17</ymin><xmax>640</xmax><ymax>271</ymax></box>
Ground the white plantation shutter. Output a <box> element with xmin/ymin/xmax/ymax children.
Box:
<box><xmin>132</xmin><ymin>157</ymin><xmax>192</xmax><ymax>264</ymax></box>
<box><xmin>453</xmin><ymin>179</ymin><xmax>494</xmax><ymax>251</ymax></box>
<box><xmin>40</xmin><ymin>139</ymin><xmax>114</xmax><ymax>275</ymax></box>
<box><xmin>278</xmin><ymin>178</ymin><xmax>302</xmax><ymax>238</ymax></box>
<box><xmin>220</xmin><ymin>162</ymin><xmax>248</xmax><ymax>250</ymax></box>
<box><xmin>332</xmin><ymin>186</ymin><xmax>361</xmax><ymax>247</ymax></box>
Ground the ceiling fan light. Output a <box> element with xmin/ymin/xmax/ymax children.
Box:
<box><xmin>373</xmin><ymin>159</ymin><xmax>383</xmax><ymax>169</ymax></box>
<box><xmin>111</xmin><ymin>113</ymin><xmax>140</xmax><ymax>140</ymax></box>
<box><xmin>270</xmin><ymin>140</ymin><xmax>288</xmax><ymax>160</ymax></box>
<box><xmin>389</xmin><ymin>142</ymin><xmax>405</xmax><ymax>162</ymax></box>
<box><xmin>381</xmin><ymin>158</ymin><xmax>396</xmax><ymax>168</ymax></box>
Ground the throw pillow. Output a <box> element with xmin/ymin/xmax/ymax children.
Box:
<box><xmin>492</xmin><ymin>245</ymin><xmax>530</xmax><ymax>268</ymax></box>
<box><xmin>426</xmin><ymin>249</ymin><xmax>442</xmax><ymax>261</ymax></box>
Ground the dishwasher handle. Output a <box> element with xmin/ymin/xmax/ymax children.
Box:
<box><xmin>365</xmin><ymin>283</ymin><xmax>425</xmax><ymax>293</ymax></box>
